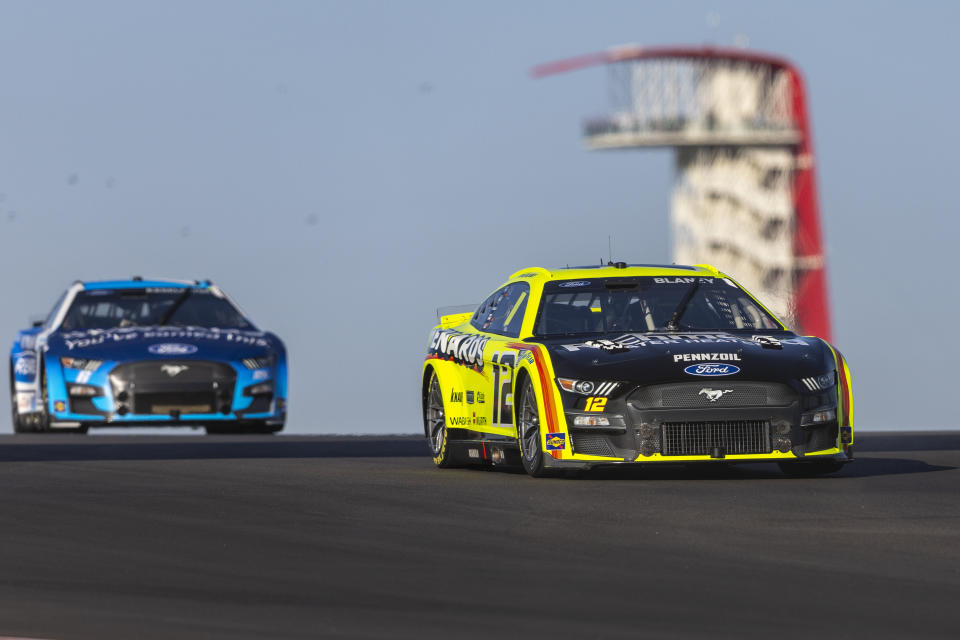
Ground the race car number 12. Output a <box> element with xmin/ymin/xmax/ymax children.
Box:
<box><xmin>490</xmin><ymin>352</ymin><xmax>514</xmax><ymax>427</ymax></box>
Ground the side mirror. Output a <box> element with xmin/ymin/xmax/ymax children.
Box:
<box><xmin>29</xmin><ymin>315</ymin><xmax>45</xmax><ymax>328</ymax></box>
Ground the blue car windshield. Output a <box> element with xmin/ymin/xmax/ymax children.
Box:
<box><xmin>535</xmin><ymin>276</ymin><xmax>782</xmax><ymax>336</ymax></box>
<box><xmin>59</xmin><ymin>288</ymin><xmax>252</xmax><ymax>330</ymax></box>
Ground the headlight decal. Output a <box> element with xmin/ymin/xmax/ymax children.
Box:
<box><xmin>556</xmin><ymin>378</ymin><xmax>619</xmax><ymax>396</ymax></box>
<box><xmin>60</xmin><ymin>357</ymin><xmax>104</xmax><ymax>371</ymax></box>
<box><xmin>800</xmin><ymin>370</ymin><xmax>835</xmax><ymax>392</ymax></box>
<box><xmin>242</xmin><ymin>355</ymin><xmax>275</xmax><ymax>370</ymax></box>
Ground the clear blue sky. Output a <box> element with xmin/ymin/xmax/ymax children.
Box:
<box><xmin>1</xmin><ymin>1</ymin><xmax>957</xmax><ymax>433</ymax></box>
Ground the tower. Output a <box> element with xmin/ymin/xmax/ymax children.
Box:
<box><xmin>534</xmin><ymin>46</ymin><xmax>831</xmax><ymax>339</ymax></box>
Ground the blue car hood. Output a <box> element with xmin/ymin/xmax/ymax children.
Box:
<box><xmin>46</xmin><ymin>326</ymin><xmax>279</xmax><ymax>361</ymax></box>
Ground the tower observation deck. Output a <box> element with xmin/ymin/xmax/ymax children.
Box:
<box><xmin>534</xmin><ymin>45</ymin><xmax>831</xmax><ymax>340</ymax></box>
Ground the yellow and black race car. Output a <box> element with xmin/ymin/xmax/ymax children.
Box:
<box><xmin>421</xmin><ymin>263</ymin><xmax>853</xmax><ymax>477</ymax></box>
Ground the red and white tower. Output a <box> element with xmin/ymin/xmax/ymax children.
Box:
<box><xmin>534</xmin><ymin>46</ymin><xmax>831</xmax><ymax>340</ymax></box>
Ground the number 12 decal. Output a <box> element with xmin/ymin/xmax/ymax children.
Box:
<box><xmin>585</xmin><ymin>397</ymin><xmax>607</xmax><ymax>412</ymax></box>
<box><xmin>491</xmin><ymin>351</ymin><xmax>515</xmax><ymax>427</ymax></box>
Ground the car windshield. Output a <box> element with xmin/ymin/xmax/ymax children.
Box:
<box><xmin>535</xmin><ymin>276</ymin><xmax>782</xmax><ymax>337</ymax></box>
<box><xmin>59</xmin><ymin>288</ymin><xmax>252</xmax><ymax>330</ymax></box>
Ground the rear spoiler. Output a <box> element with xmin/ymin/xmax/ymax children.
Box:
<box><xmin>436</xmin><ymin>304</ymin><xmax>476</xmax><ymax>328</ymax></box>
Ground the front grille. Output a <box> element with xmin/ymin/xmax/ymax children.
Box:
<box><xmin>133</xmin><ymin>392</ymin><xmax>216</xmax><ymax>415</ymax></box>
<box><xmin>570</xmin><ymin>433</ymin><xmax>617</xmax><ymax>457</ymax></box>
<box><xmin>630</xmin><ymin>383</ymin><xmax>795</xmax><ymax>409</ymax></box>
<box><xmin>661</xmin><ymin>420</ymin><xmax>771</xmax><ymax>456</ymax></box>
<box><xmin>110</xmin><ymin>360</ymin><xmax>236</xmax><ymax>416</ymax></box>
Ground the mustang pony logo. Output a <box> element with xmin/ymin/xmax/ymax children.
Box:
<box><xmin>161</xmin><ymin>364</ymin><xmax>189</xmax><ymax>377</ymax></box>
<box><xmin>699</xmin><ymin>388</ymin><xmax>733</xmax><ymax>402</ymax></box>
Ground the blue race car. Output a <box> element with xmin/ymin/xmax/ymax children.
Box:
<box><xmin>9</xmin><ymin>278</ymin><xmax>287</xmax><ymax>434</ymax></box>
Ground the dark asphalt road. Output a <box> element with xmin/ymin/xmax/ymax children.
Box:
<box><xmin>0</xmin><ymin>431</ymin><xmax>957</xmax><ymax>639</ymax></box>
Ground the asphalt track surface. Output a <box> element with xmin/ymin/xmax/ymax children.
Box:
<box><xmin>0</xmin><ymin>432</ymin><xmax>958</xmax><ymax>639</ymax></box>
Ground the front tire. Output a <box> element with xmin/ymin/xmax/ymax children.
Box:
<box><xmin>517</xmin><ymin>377</ymin><xmax>550</xmax><ymax>477</ymax></box>
<box><xmin>424</xmin><ymin>370</ymin><xmax>455</xmax><ymax>468</ymax></box>
<box><xmin>778</xmin><ymin>460</ymin><xmax>845</xmax><ymax>477</ymax></box>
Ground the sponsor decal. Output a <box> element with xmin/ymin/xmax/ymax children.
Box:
<box><xmin>752</xmin><ymin>335</ymin><xmax>782</xmax><ymax>348</ymax></box>
<box><xmin>428</xmin><ymin>329</ymin><xmax>489</xmax><ymax>371</ymax></box>
<box><xmin>564</xmin><ymin>333</ymin><xmax>805</xmax><ymax>353</ymax></box>
<box><xmin>146</xmin><ymin>287</ymin><xmax>191</xmax><ymax>294</ymax></box>
<box><xmin>653</xmin><ymin>277</ymin><xmax>715</xmax><ymax>284</ymax></box>
<box><xmin>465</xmin><ymin>390</ymin><xmax>474</xmax><ymax>404</ymax></box>
<box><xmin>559</xmin><ymin>281</ymin><xmax>591</xmax><ymax>288</ymax></box>
<box><xmin>545</xmin><ymin>433</ymin><xmax>566</xmax><ymax>451</ymax></box>
<box><xmin>149</xmin><ymin>343</ymin><xmax>198</xmax><ymax>356</ymax></box>
<box><xmin>583</xmin><ymin>339</ymin><xmax>630</xmax><ymax>354</ymax></box>
<box><xmin>516</xmin><ymin>272</ymin><xmax>538</xmax><ymax>278</ymax></box>
<box><xmin>54</xmin><ymin>400</ymin><xmax>66</xmax><ymax>412</ymax></box>
<box><xmin>76</xmin><ymin>370</ymin><xmax>92</xmax><ymax>384</ymax></box>
<box><xmin>684</xmin><ymin>363</ymin><xmax>740</xmax><ymax>376</ymax></box>
<box><xmin>449</xmin><ymin>390</ymin><xmax>463</xmax><ymax>403</ymax></box>
<box><xmin>448</xmin><ymin>411</ymin><xmax>488</xmax><ymax>427</ymax></box>
<box><xmin>161</xmin><ymin>364</ymin><xmax>189</xmax><ymax>377</ymax></box>
<box><xmin>672</xmin><ymin>353</ymin><xmax>741</xmax><ymax>363</ymax></box>
<box><xmin>252</xmin><ymin>369</ymin><xmax>269</xmax><ymax>381</ymax></box>
<box><xmin>60</xmin><ymin>327</ymin><xmax>270</xmax><ymax>351</ymax></box>
<box><xmin>19</xmin><ymin>335</ymin><xmax>37</xmax><ymax>350</ymax></box>
<box><xmin>584</xmin><ymin>397</ymin><xmax>607</xmax><ymax>412</ymax></box>
<box><xmin>13</xmin><ymin>354</ymin><xmax>37</xmax><ymax>380</ymax></box>
<box><xmin>16</xmin><ymin>392</ymin><xmax>35</xmax><ymax>413</ymax></box>
<box><xmin>699</xmin><ymin>388</ymin><xmax>733</xmax><ymax>402</ymax></box>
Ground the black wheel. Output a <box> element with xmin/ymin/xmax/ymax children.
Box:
<box><xmin>424</xmin><ymin>370</ymin><xmax>455</xmax><ymax>468</ymax></box>
<box><xmin>517</xmin><ymin>377</ymin><xmax>550</xmax><ymax>477</ymax></box>
<box><xmin>778</xmin><ymin>460</ymin><xmax>845</xmax><ymax>477</ymax></box>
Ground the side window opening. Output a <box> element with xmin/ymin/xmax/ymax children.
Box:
<box><xmin>470</xmin><ymin>283</ymin><xmax>531</xmax><ymax>337</ymax></box>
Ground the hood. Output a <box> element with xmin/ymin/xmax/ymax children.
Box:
<box><xmin>541</xmin><ymin>331</ymin><xmax>832</xmax><ymax>387</ymax></box>
<box><xmin>45</xmin><ymin>326</ymin><xmax>280</xmax><ymax>361</ymax></box>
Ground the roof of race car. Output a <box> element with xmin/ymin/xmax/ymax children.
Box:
<box><xmin>508</xmin><ymin>263</ymin><xmax>723</xmax><ymax>282</ymax></box>
<box><xmin>81</xmin><ymin>279</ymin><xmax>211</xmax><ymax>290</ymax></box>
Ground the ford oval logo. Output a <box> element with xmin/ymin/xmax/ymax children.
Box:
<box><xmin>148</xmin><ymin>343</ymin><xmax>198</xmax><ymax>355</ymax></box>
<box><xmin>559</xmin><ymin>280</ymin><xmax>590</xmax><ymax>288</ymax></box>
<box><xmin>684</xmin><ymin>362</ymin><xmax>740</xmax><ymax>376</ymax></box>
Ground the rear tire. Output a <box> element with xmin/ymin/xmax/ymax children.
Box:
<box><xmin>424</xmin><ymin>370</ymin><xmax>455</xmax><ymax>468</ymax></box>
<box><xmin>778</xmin><ymin>460</ymin><xmax>845</xmax><ymax>477</ymax></box>
<box><xmin>517</xmin><ymin>377</ymin><xmax>550</xmax><ymax>478</ymax></box>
